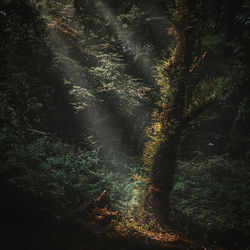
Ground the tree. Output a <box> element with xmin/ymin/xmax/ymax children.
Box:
<box><xmin>142</xmin><ymin>0</ymin><xmax>250</xmax><ymax>224</ymax></box>
<box><xmin>142</xmin><ymin>0</ymin><xmax>193</xmax><ymax>224</ymax></box>
<box><xmin>142</xmin><ymin>0</ymin><xmax>232</xmax><ymax>223</ymax></box>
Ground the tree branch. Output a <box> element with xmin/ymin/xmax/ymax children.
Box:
<box><xmin>189</xmin><ymin>49</ymin><xmax>208</xmax><ymax>73</ymax></box>
<box><xmin>181</xmin><ymin>99</ymin><xmax>216</xmax><ymax>127</ymax></box>
<box><xmin>26</xmin><ymin>128</ymin><xmax>51</xmax><ymax>136</ymax></box>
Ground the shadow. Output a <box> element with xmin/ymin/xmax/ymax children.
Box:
<box><xmin>0</xmin><ymin>0</ymin><xmax>78</xmax><ymax>137</ymax></box>
<box><xmin>167</xmin><ymin>209</ymin><xmax>249</xmax><ymax>249</ymax></box>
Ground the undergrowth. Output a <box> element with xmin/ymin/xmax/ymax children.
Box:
<box><xmin>0</xmin><ymin>122</ymin><xmax>143</xmax><ymax>214</ymax></box>
<box><xmin>169</xmin><ymin>156</ymin><xmax>250</xmax><ymax>249</ymax></box>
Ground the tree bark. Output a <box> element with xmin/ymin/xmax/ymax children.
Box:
<box><xmin>143</xmin><ymin>0</ymin><xmax>192</xmax><ymax>224</ymax></box>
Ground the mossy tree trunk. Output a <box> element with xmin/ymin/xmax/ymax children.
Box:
<box><xmin>143</xmin><ymin>0</ymin><xmax>193</xmax><ymax>223</ymax></box>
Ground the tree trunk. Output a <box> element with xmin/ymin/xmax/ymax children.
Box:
<box><xmin>143</xmin><ymin>0</ymin><xmax>192</xmax><ymax>224</ymax></box>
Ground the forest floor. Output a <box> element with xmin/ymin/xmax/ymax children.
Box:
<box><xmin>0</xmin><ymin>185</ymin><xmax>226</xmax><ymax>250</ymax></box>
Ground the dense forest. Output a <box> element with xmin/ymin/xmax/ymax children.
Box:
<box><xmin>0</xmin><ymin>0</ymin><xmax>250</xmax><ymax>249</ymax></box>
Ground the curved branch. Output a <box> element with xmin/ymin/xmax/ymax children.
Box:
<box><xmin>181</xmin><ymin>99</ymin><xmax>216</xmax><ymax>128</ymax></box>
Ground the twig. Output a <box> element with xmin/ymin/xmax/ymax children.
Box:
<box><xmin>189</xmin><ymin>49</ymin><xmax>208</xmax><ymax>73</ymax></box>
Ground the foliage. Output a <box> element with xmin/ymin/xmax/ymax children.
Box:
<box><xmin>0</xmin><ymin>125</ymin><xmax>100</xmax><ymax>210</ymax></box>
<box><xmin>0</xmin><ymin>0</ymin><xmax>75</xmax><ymax>132</ymax></box>
<box><xmin>0</xmin><ymin>0</ymin><xmax>148</xmax><ymax>215</ymax></box>
<box><xmin>170</xmin><ymin>156</ymin><xmax>250</xmax><ymax>248</ymax></box>
<box><xmin>1</xmin><ymin>1</ymin><xmax>250</xmax><ymax>249</ymax></box>
<box><xmin>0</xmin><ymin>121</ymin><xmax>146</xmax><ymax>214</ymax></box>
<box><xmin>142</xmin><ymin>50</ymin><xmax>176</xmax><ymax>170</ymax></box>
<box><xmin>39</xmin><ymin>0</ymin><xmax>154</xmax><ymax>155</ymax></box>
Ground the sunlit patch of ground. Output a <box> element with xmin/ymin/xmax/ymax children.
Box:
<box><xmin>96</xmin><ymin>213</ymin><xmax>227</xmax><ymax>250</ymax></box>
<box><xmin>111</xmin><ymin>220</ymin><xmax>199</xmax><ymax>249</ymax></box>
<box><xmin>0</xmin><ymin>184</ymin><xmax>227</xmax><ymax>250</ymax></box>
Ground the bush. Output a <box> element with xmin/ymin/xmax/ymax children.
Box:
<box><xmin>0</xmin><ymin>122</ymin><xmax>144</xmax><ymax>214</ymax></box>
<box><xmin>169</xmin><ymin>156</ymin><xmax>250</xmax><ymax>248</ymax></box>
<box><xmin>0</xmin><ymin>124</ymin><xmax>102</xmax><ymax>211</ymax></box>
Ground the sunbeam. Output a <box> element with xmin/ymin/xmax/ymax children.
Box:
<box><xmin>94</xmin><ymin>0</ymin><xmax>155</xmax><ymax>85</ymax></box>
<box><xmin>39</xmin><ymin>0</ymin><xmax>150</xmax><ymax>163</ymax></box>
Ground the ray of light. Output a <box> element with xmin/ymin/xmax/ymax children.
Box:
<box><xmin>94</xmin><ymin>0</ymin><xmax>155</xmax><ymax>84</ymax></box>
<box><xmin>39</xmin><ymin>0</ymin><xmax>151</xmax><ymax>166</ymax></box>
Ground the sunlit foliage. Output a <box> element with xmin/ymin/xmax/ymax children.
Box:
<box><xmin>142</xmin><ymin>48</ymin><xmax>177</xmax><ymax>170</ymax></box>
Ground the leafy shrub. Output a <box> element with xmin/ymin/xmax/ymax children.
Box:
<box><xmin>169</xmin><ymin>156</ymin><xmax>250</xmax><ymax>248</ymax></box>
<box><xmin>97</xmin><ymin>153</ymin><xmax>145</xmax><ymax>215</ymax></box>
<box><xmin>0</xmin><ymin>121</ymin><xmax>144</xmax><ymax>214</ymax></box>
<box><xmin>0</xmin><ymin>124</ymin><xmax>102</xmax><ymax>211</ymax></box>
